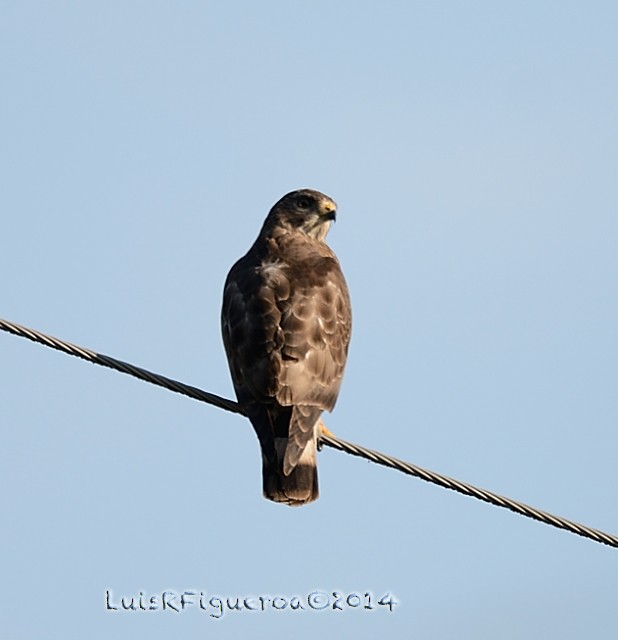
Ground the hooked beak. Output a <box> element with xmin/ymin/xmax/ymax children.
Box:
<box><xmin>322</xmin><ymin>203</ymin><xmax>337</xmax><ymax>222</ymax></box>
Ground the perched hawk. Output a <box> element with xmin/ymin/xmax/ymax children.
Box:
<box><xmin>221</xmin><ymin>189</ymin><xmax>352</xmax><ymax>506</ymax></box>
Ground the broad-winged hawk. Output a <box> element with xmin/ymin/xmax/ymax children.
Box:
<box><xmin>221</xmin><ymin>189</ymin><xmax>351</xmax><ymax>505</ymax></box>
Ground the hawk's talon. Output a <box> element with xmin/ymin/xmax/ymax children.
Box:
<box><xmin>318</xmin><ymin>419</ymin><xmax>336</xmax><ymax>439</ymax></box>
<box><xmin>317</xmin><ymin>419</ymin><xmax>335</xmax><ymax>451</ymax></box>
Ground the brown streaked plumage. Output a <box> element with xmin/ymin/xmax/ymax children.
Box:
<box><xmin>221</xmin><ymin>189</ymin><xmax>352</xmax><ymax>506</ymax></box>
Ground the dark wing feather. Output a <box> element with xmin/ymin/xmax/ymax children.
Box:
<box><xmin>221</xmin><ymin>254</ymin><xmax>283</xmax><ymax>461</ymax></box>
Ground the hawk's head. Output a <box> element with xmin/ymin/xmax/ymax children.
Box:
<box><xmin>264</xmin><ymin>189</ymin><xmax>337</xmax><ymax>241</ymax></box>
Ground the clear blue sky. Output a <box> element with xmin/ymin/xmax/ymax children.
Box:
<box><xmin>1</xmin><ymin>2</ymin><xmax>617</xmax><ymax>638</ymax></box>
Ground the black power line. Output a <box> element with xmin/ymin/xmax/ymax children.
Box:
<box><xmin>1</xmin><ymin>316</ymin><xmax>616</xmax><ymax>549</ymax></box>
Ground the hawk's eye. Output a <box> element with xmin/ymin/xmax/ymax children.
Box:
<box><xmin>296</xmin><ymin>197</ymin><xmax>312</xmax><ymax>210</ymax></box>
